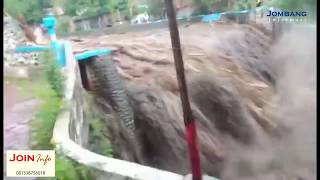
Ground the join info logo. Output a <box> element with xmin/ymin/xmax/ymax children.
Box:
<box><xmin>6</xmin><ymin>150</ymin><xmax>55</xmax><ymax>177</ymax></box>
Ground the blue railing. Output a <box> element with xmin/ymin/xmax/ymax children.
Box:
<box><xmin>202</xmin><ymin>5</ymin><xmax>270</xmax><ymax>22</ymax></box>
<box><xmin>15</xmin><ymin>46</ymin><xmax>50</xmax><ymax>53</ymax></box>
<box><xmin>14</xmin><ymin>15</ymin><xmax>112</xmax><ymax>68</ymax></box>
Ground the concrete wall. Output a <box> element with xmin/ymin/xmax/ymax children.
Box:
<box><xmin>74</xmin><ymin>14</ymin><xmax>112</xmax><ymax>31</ymax></box>
<box><xmin>63</xmin><ymin>16</ymin><xmax>203</xmax><ymax>37</ymax></box>
<box><xmin>52</xmin><ymin>42</ymin><xmax>219</xmax><ymax>180</ymax></box>
<box><xmin>53</xmin><ymin>13</ymin><xmax>292</xmax><ymax>179</ymax></box>
<box><xmin>68</xmin><ymin>65</ymin><xmax>89</xmax><ymax>147</ymax></box>
<box><xmin>62</xmin><ymin>12</ymin><xmax>275</xmax><ymax>38</ymax></box>
<box><xmin>51</xmin><ymin>14</ymin><xmax>283</xmax><ymax>179</ymax></box>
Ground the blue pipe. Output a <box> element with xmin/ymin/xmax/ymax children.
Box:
<box><xmin>15</xmin><ymin>46</ymin><xmax>50</xmax><ymax>53</ymax></box>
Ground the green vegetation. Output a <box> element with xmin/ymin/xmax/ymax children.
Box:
<box><xmin>83</xmin><ymin>93</ymin><xmax>113</xmax><ymax>157</ymax></box>
<box><xmin>27</xmin><ymin>52</ymin><xmax>63</xmax><ymax>150</ymax></box>
<box><xmin>56</xmin><ymin>16</ymin><xmax>72</xmax><ymax>36</ymax></box>
<box><xmin>3</xmin><ymin>0</ymin><xmax>128</xmax><ymax>24</ymax></box>
<box><xmin>64</xmin><ymin>0</ymin><xmax>128</xmax><ymax>18</ymax></box>
<box><xmin>190</xmin><ymin>0</ymin><xmax>316</xmax><ymax>17</ymax></box>
<box><xmin>193</xmin><ymin>0</ymin><xmax>219</xmax><ymax>14</ymax></box>
<box><xmin>146</xmin><ymin>0</ymin><xmax>164</xmax><ymax>18</ymax></box>
<box><xmin>7</xmin><ymin>52</ymin><xmax>97</xmax><ymax>180</ymax></box>
<box><xmin>65</xmin><ymin>0</ymin><xmax>109</xmax><ymax>16</ymax></box>
<box><xmin>4</xmin><ymin>0</ymin><xmax>51</xmax><ymax>23</ymax></box>
<box><xmin>89</xmin><ymin>117</ymin><xmax>113</xmax><ymax>157</ymax></box>
<box><xmin>192</xmin><ymin>0</ymin><xmax>254</xmax><ymax>14</ymax></box>
<box><xmin>54</xmin><ymin>154</ymin><xmax>98</xmax><ymax>180</ymax></box>
<box><xmin>42</xmin><ymin>52</ymin><xmax>65</xmax><ymax>98</ymax></box>
<box><xmin>4</xmin><ymin>59</ymin><xmax>63</xmax><ymax>150</ymax></box>
<box><xmin>4</xmin><ymin>0</ymin><xmax>316</xmax><ymax>25</ymax></box>
<box><xmin>232</xmin><ymin>0</ymin><xmax>252</xmax><ymax>11</ymax></box>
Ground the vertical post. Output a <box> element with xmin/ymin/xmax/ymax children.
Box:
<box><xmin>164</xmin><ymin>0</ymin><xmax>202</xmax><ymax>180</ymax></box>
<box><xmin>42</xmin><ymin>15</ymin><xmax>66</xmax><ymax>67</ymax></box>
<box><xmin>42</xmin><ymin>15</ymin><xmax>58</xmax><ymax>47</ymax></box>
<box><xmin>252</xmin><ymin>0</ymin><xmax>256</xmax><ymax>24</ymax></box>
<box><xmin>271</xmin><ymin>17</ymin><xmax>283</xmax><ymax>43</ymax></box>
<box><xmin>271</xmin><ymin>17</ymin><xmax>276</xmax><ymax>42</ymax></box>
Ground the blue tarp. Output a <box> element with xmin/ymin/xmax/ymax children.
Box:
<box><xmin>202</xmin><ymin>13</ymin><xmax>222</xmax><ymax>22</ymax></box>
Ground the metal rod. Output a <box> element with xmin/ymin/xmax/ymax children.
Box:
<box><xmin>164</xmin><ymin>0</ymin><xmax>202</xmax><ymax>180</ymax></box>
<box><xmin>164</xmin><ymin>0</ymin><xmax>192</xmax><ymax>125</ymax></box>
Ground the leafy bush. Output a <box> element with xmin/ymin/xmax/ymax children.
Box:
<box><xmin>4</xmin><ymin>0</ymin><xmax>48</xmax><ymax>23</ymax></box>
<box><xmin>42</xmin><ymin>52</ymin><xmax>65</xmax><ymax>98</ymax></box>
<box><xmin>55</xmin><ymin>154</ymin><xmax>97</xmax><ymax>180</ymax></box>
<box><xmin>54</xmin><ymin>155</ymin><xmax>78</xmax><ymax>180</ymax></box>
<box><xmin>90</xmin><ymin>117</ymin><xmax>113</xmax><ymax>157</ymax></box>
<box><xmin>6</xmin><ymin>58</ymin><xmax>63</xmax><ymax>150</ymax></box>
<box><xmin>57</xmin><ymin>16</ymin><xmax>72</xmax><ymax>36</ymax></box>
<box><xmin>27</xmin><ymin>52</ymin><xmax>63</xmax><ymax>149</ymax></box>
<box><xmin>9</xmin><ymin>52</ymin><xmax>98</xmax><ymax>180</ymax></box>
<box><xmin>30</xmin><ymin>91</ymin><xmax>62</xmax><ymax>149</ymax></box>
<box><xmin>37</xmin><ymin>153</ymin><xmax>97</xmax><ymax>180</ymax></box>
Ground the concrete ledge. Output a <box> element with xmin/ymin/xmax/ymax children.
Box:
<box><xmin>52</xmin><ymin>40</ymin><xmax>220</xmax><ymax>180</ymax></box>
<box><xmin>52</xmin><ymin>112</ymin><xmax>218</xmax><ymax>180</ymax></box>
<box><xmin>52</xmin><ymin>110</ymin><xmax>185</xmax><ymax>180</ymax></box>
<box><xmin>52</xmin><ymin>41</ymin><xmax>186</xmax><ymax>180</ymax></box>
<box><xmin>61</xmin><ymin>17</ymin><xmax>202</xmax><ymax>37</ymax></box>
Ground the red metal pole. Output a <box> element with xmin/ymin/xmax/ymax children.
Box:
<box><xmin>164</xmin><ymin>0</ymin><xmax>202</xmax><ymax>180</ymax></box>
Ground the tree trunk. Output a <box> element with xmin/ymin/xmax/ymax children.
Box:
<box><xmin>130</xmin><ymin>7</ymin><xmax>133</xmax><ymax>17</ymax></box>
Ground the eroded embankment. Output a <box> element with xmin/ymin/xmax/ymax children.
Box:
<box><xmin>74</xmin><ymin>23</ymin><xmax>315</xmax><ymax>179</ymax></box>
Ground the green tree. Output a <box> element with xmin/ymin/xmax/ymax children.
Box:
<box><xmin>232</xmin><ymin>0</ymin><xmax>252</xmax><ymax>11</ymax></box>
<box><xmin>98</xmin><ymin>0</ymin><xmax>117</xmax><ymax>14</ymax></box>
<box><xmin>65</xmin><ymin>0</ymin><xmax>90</xmax><ymax>16</ymax></box>
<box><xmin>115</xmin><ymin>0</ymin><xmax>128</xmax><ymax>12</ymax></box>
<box><xmin>4</xmin><ymin>0</ymin><xmax>49</xmax><ymax>23</ymax></box>
<box><xmin>147</xmin><ymin>0</ymin><xmax>164</xmax><ymax>18</ymax></box>
<box><xmin>64</xmin><ymin>0</ymin><xmax>129</xmax><ymax>20</ymax></box>
<box><xmin>191</xmin><ymin>0</ymin><xmax>242</xmax><ymax>15</ymax></box>
<box><xmin>64</xmin><ymin>0</ymin><xmax>78</xmax><ymax>16</ymax></box>
<box><xmin>193</xmin><ymin>0</ymin><xmax>218</xmax><ymax>14</ymax></box>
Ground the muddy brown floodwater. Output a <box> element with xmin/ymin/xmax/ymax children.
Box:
<box><xmin>68</xmin><ymin>22</ymin><xmax>316</xmax><ymax>180</ymax></box>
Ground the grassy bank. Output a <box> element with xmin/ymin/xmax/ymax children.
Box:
<box><xmin>6</xmin><ymin>52</ymin><xmax>97</xmax><ymax>180</ymax></box>
<box><xmin>88</xmin><ymin>113</ymin><xmax>113</xmax><ymax>157</ymax></box>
